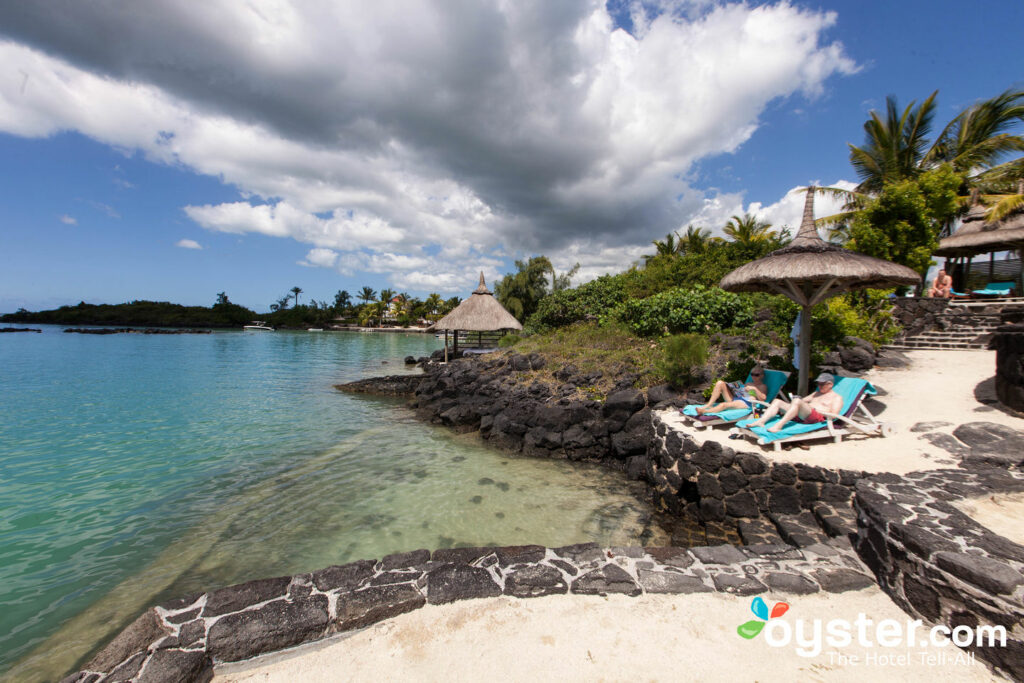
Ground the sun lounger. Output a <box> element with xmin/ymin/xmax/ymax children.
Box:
<box><xmin>729</xmin><ymin>377</ymin><xmax>893</xmax><ymax>451</ymax></box>
<box><xmin>971</xmin><ymin>282</ymin><xmax>1015</xmax><ymax>297</ymax></box>
<box><xmin>680</xmin><ymin>369</ymin><xmax>790</xmax><ymax>431</ymax></box>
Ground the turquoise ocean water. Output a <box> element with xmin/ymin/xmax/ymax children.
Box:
<box><xmin>0</xmin><ymin>325</ymin><xmax>665</xmax><ymax>681</ymax></box>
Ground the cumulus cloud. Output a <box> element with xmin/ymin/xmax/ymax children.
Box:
<box><xmin>59</xmin><ymin>214</ymin><xmax>76</xmax><ymax>225</ymax></box>
<box><xmin>299</xmin><ymin>247</ymin><xmax>338</xmax><ymax>268</ymax></box>
<box><xmin>0</xmin><ymin>1</ymin><xmax>857</xmax><ymax>293</ymax></box>
<box><xmin>175</xmin><ymin>238</ymin><xmax>202</xmax><ymax>249</ymax></box>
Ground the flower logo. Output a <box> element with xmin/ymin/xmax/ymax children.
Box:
<box><xmin>737</xmin><ymin>596</ymin><xmax>789</xmax><ymax>639</ymax></box>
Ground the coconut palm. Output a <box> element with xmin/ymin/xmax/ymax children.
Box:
<box><xmin>849</xmin><ymin>92</ymin><xmax>938</xmax><ymax>194</ymax></box>
<box><xmin>424</xmin><ymin>292</ymin><xmax>443</xmax><ymax>319</ymax></box>
<box><xmin>550</xmin><ymin>263</ymin><xmax>580</xmax><ymax>293</ymax></box>
<box><xmin>357</xmin><ymin>286</ymin><xmax>376</xmax><ymax>305</ymax></box>
<box><xmin>676</xmin><ymin>225</ymin><xmax>716</xmax><ymax>254</ymax></box>
<box><xmin>290</xmin><ymin>286</ymin><xmax>303</xmax><ymax>307</ymax></box>
<box><xmin>333</xmin><ymin>290</ymin><xmax>352</xmax><ymax>311</ymax></box>
<box><xmin>723</xmin><ymin>214</ymin><xmax>774</xmax><ymax>246</ymax></box>
<box><xmin>379</xmin><ymin>288</ymin><xmax>394</xmax><ymax>304</ymax></box>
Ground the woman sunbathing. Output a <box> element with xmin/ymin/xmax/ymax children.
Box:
<box><xmin>695</xmin><ymin>367</ymin><xmax>768</xmax><ymax>415</ymax></box>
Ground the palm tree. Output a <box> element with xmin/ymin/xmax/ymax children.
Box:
<box><xmin>676</xmin><ymin>225</ymin><xmax>716</xmax><ymax>254</ymax></box>
<box><xmin>424</xmin><ymin>293</ymin><xmax>443</xmax><ymax>320</ymax></box>
<box><xmin>357</xmin><ymin>286</ymin><xmax>376</xmax><ymax>305</ymax></box>
<box><xmin>379</xmin><ymin>288</ymin><xmax>395</xmax><ymax>304</ymax></box>
<box><xmin>644</xmin><ymin>232</ymin><xmax>681</xmax><ymax>263</ymax></box>
<box><xmin>926</xmin><ymin>88</ymin><xmax>1024</xmax><ymax>177</ymax></box>
<box><xmin>333</xmin><ymin>290</ymin><xmax>352</xmax><ymax>311</ymax></box>
<box><xmin>290</xmin><ymin>286</ymin><xmax>303</xmax><ymax>307</ymax></box>
<box><xmin>723</xmin><ymin>214</ymin><xmax>774</xmax><ymax>246</ymax></box>
<box><xmin>849</xmin><ymin>92</ymin><xmax>938</xmax><ymax>194</ymax></box>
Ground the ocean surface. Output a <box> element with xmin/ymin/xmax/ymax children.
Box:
<box><xmin>0</xmin><ymin>324</ymin><xmax>666</xmax><ymax>681</ymax></box>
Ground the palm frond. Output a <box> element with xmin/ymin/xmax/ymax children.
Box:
<box><xmin>986</xmin><ymin>193</ymin><xmax>1024</xmax><ymax>222</ymax></box>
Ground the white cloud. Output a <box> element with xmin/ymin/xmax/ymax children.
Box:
<box><xmin>59</xmin><ymin>214</ymin><xmax>76</xmax><ymax>225</ymax></box>
<box><xmin>175</xmin><ymin>238</ymin><xmax>202</xmax><ymax>249</ymax></box>
<box><xmin>299</xmin><ymin>247</ymin><xmax>338</xmax><ymax>268</ymax></box>
<box><xmin>0</xmin><ymin>1</ymin><xmax>857</xmax><ymax>292</ymax></box>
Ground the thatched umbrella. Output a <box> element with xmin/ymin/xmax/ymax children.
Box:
<box><xmin>720</xmin><ymin>188</ymin><xmax>920</xmax><ymax>394</ymax></box>
<box><xmin>430</xmin><ymin>273</ymin><xmax>523</xmax><ymax>361</ymax></box>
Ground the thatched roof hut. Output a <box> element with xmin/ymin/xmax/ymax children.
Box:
<box><xmin>721</xmin><ymin>188</ymin><xmax>919</xmax><ymax>394</ymax></box>
<box><xmin>430</xmin><ymin>273</ymin><xmax>521</xmax><ymax>360</ymax></box>
<box><xmin>933</xmin><ymin>204</ymin><xmax>1024</xmax><ymax>257</ymax></box>
<box><xmin>430</xmin><ymin>273</ymin><xmax>523</xmax><ymax>332</ymax></box>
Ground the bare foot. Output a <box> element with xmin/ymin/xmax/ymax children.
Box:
<box><xmin>696</xmin><ymin>405</ymin><xmax>709</xmax><ymax>415</ymax></box>
<box><xmin>767</xmin><ymin>424</ymin><xmax>782</xmax><ymax>433</ymax></box>
<box><xmin>748</xmin><ymin>420</ymin><xmax>765</xmax><ymax>428</ymax></box>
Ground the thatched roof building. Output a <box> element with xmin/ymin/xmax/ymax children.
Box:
<box><xmin>430</xmin><ymin>273</ymin><xmax>522</xmax><ymax>333</ymax></box>
<box><xmin>721</xmin><ymin>188</ymin><xmax>919</xmax><ymax>394</ymax></box>
<box><xmin>933</xmin><ymin>204</ymin><xmax>1024</xmax><ymax>257</ymax></box>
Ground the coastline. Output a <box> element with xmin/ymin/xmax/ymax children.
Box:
<box><xmin>60</xmin><ymin>349</ymin><xmax>1024</xmax><ymax>682</ymax></box>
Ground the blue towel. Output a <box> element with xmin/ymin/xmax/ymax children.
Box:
<box><xmin>682</xmin><ymin>404</ymin><xmax>750</xmax><ymax>421</ymax></box>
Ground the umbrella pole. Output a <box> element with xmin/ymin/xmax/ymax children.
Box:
<box><xmin>444</xmin><ymin>330</ymin><xmax>448</xmax><ymax>363</ymax></box>
<box><xmin>799</xmin><ymin>304</ymin><xmax>812</xmax><ymax>396</ymax></box>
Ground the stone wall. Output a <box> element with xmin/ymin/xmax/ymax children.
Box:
<box><xmin>991</xmin><ymin>324</ymin><xmax>1024</xmax><ymax>412</ymax></box>
<box><xmin>62</xmin><ymin>541</ymin><xmax>873</xmax><ymax>682</ymax></box>
<box><xmin>408</xmin><ymin>353</ymin><xmax>664</xmax><ymax>464</ymax></box>
<box><xmin>854</xmin><ymin>466</ymin><xmax>1024</xmax><ymax>679</ymax></box>
<box><xmin>892</xmin><ymin>297</ymin><xmax>950</xmax><ymax>338</ymax></box>
<box><xmin>642</xmin><ymin>413</ymin><xmax>864</xmax><ymax>546</ymax></box>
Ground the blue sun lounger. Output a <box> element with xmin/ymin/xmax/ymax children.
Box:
<box><xmin>730</xmin><ymin>377</ymin><xmax>892</xmax><ymax>451</ymax></box>
<box><xmin>679</xmin><ymin>369</ymin><xmax>790</xmax><ymax>431</ymax></box>
<box><xmin>971</xmin><ymin>282</ymin><xmax>1015</xmax><ymax>297</ymax></box>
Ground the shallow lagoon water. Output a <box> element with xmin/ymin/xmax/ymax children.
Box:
<box><xmin>0</xmin><ymin>325</ymin><xmax>665</xmax><ymax>680</ymax></box>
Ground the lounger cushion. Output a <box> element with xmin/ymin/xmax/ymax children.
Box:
<box><xmin>737</xmin><ymin>378</ymin><xmax>876</xmax><ymax>444</ymax></box>
<box><xmin>681</xmin><ymin>369</ymin><xmax>790</xmax><ymax>424</ymax></box>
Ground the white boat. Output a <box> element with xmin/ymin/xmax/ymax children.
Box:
<box><xmin>308</xmin><ymin>328</ymin><xmax>324</xmax><ymax>332</ymax></box>
<box><xmin>243</xmin><ymin>321</ymin><xmax>275</xmax><ymax>331</ymax></box>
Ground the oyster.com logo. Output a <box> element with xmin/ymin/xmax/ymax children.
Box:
<box><xmin>737</xmin><ymin>596</ymin><xmax>789</xmax><ymax>639</ymax></box>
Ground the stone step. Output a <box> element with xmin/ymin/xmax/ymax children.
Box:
<box><xmin>812</xmin><ymin>502</ymin><xmax>857</xmax><ymax>539</ymax></box>
<box><xmin>737</xmin><ymin>518</ymin><xmax>786</xmax><ymax>546</ymax></box>
<box><xmin>768</xmin><ymin>512</ymin><xmax>831</xmax><ymax>548</ymax></box>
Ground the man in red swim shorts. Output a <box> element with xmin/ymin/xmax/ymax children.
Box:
<box><xmin>747</xmin><ymin>373</ymin><xmax>844</xmax><ymax>434</ymax></box>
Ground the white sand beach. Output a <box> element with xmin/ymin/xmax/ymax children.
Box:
<box><xmin>955</xmin><ymin>492</ymin><xmax>1024</xmax><ymax>546</ymax></box>
<box><xmin>661</xmin><ymin>349</ymin><xmax>1024</xmax><ymax>475</ymax></box>
<box><xmin>215</xmin><ymin>591</ymin><xmax>998</xmax><ymax>682</ymax></box>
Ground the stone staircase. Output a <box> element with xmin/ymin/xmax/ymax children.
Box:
<box><xmin>884</xmin><ymin>298</ymin><xmax>1024</xmax><ymax>351</ymax></box>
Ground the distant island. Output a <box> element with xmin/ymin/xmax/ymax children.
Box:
<box><xmin>1</xmin><ymin>300</ymin><xmax>258</xmax><ymax>329</ymax></box>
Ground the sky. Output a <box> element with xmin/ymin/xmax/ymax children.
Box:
<box><xmin>1</xmin><ymin>0</ymin><xmax>1022</xmax><ymax>314</ymax></box>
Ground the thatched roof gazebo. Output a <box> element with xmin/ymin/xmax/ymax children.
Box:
<box><xmin>430</xmin><ymin>273</ymin><xmax>522</xmax><ymax>361</ymax></box>
<box><xmin>720</xmin><ymin>188</ymin><xmax>920</xmax><ymax>394</ymax></box>
<box><xmin>933</xmin><ymin>194</ymin><xmax>1024</xmax><ymax>293</ymax></box>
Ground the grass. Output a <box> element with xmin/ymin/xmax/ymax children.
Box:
<box><xmin>496</xmin><ymin>322</ymin><xmax>665</xmax><ymax>400</ymax></box>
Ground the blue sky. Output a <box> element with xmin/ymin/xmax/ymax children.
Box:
<box><xmin>1</xmin><ymin>1</ymin><xmax>1021</xmax><ymax>314</ymax></box>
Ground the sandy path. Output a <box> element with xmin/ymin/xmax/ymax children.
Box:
<box><xmin>214</xmin><ymin>591</ymin><xmax>999</xmax><ymax>682</ymax></box>
<box><xmin>662</xmin><ymin>350</ymin><xmax>1024</xmax><ymax>475</ymax></box>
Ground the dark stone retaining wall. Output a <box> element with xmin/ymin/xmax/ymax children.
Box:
<box><xmin>854</xmin><ymin>465</ymin><xmax>1024</xmax><ymax>679</ymax></box>
<box><xmin>407</xmin><ymin>353</ymin><xmax>660</xmax><ymax>464</ymax></box>
<box><xmin>991</xmin><ymin>324</ymin><xmax>1024</xmax><ymax>412</ymax></box>
<box><xmin>63</xmin><ymin>541</ymin><xmax>873</xmax><ymax>682</ymax></box>
<box><xmin>892</xmin><ymin>297</ymin><xmax>950</xmax><ymax>338</ymax></box>
<box><xmin>644</xmin><ymin>413</ymin><xmax>864</xmax><ymax>546</ymax></box>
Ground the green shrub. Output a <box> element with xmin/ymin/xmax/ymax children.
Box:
<box><xmin>526</xmin><ymin>275</ymin><xmax>629</xmax><ymax>333</ymax></box>
<box><xmin>616</xmin><ymin>285</ymin><xmax>755</xmax><ymax>337</ymax></box>
<box><xmin>657</xmin><ymin>333</ymin><xmax>708</xmax><ymax>388</ymax></box>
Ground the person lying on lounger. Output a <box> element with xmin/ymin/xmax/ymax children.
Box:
<box><xmin>746</xmin><ymin>372</ymin><xmax>843</xmax><ymax>433</ymax></box>
<box><xmin>695</xmin><ymin>367</ymin><xmax>769</xmax><ymax>415</ymax></box>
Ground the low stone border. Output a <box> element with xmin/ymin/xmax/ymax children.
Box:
<box><xmin>62</xmin><ymin>541</ymin><xmax>873</xmax><ymax>682</ymax></box>
<box><xmin>645</xmin><ymin>411</ymin><xmax>863</xmax><ymax>545</ymax></box>
<box><xmin>854</xmin><ymin>465</ymin><xmax>1024</xmax><ymax>679</ymax></box>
